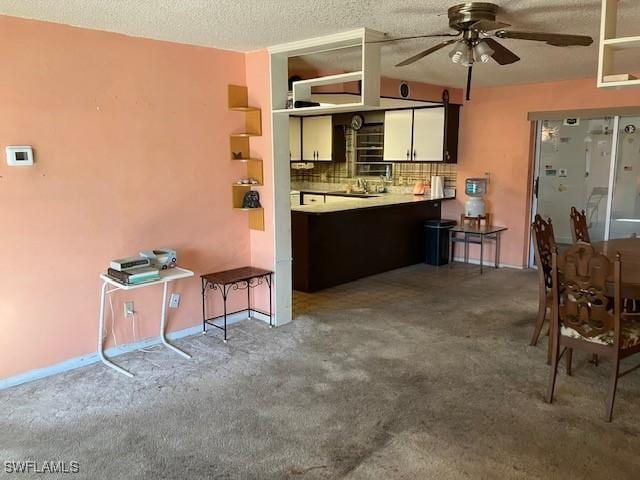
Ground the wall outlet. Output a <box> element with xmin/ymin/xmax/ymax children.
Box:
<box><xmin>124</xmin><ymin>301</ymin><xmax>134</xmax><ymax>317</ymax></box>
<box><xmin>169</xmin><ymin>293</ymin><xmax>180</xmax><ymax>309</ymax></box>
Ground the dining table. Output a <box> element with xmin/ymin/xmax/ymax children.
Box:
<box><xmin>594</xmin><ymin>238</ymin><xmax>640</xmax><ymax>299</ymax></box>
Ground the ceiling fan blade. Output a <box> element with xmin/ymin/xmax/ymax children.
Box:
<box><xmin>395</xmin><ymin>39</ymin><xmax>458</xmax><ymax>67</ymax></box>
<box><xmin>495</xmin><ymin>30</ymin><xmax>593</xmax><ymax>46</ymax></box>
<box><xmin>470</xmin><ymin>19</ymin><xmax>511</xmax><ymax>32</ymax></box>
<box><xmin>370</xmin><ymin>33</ymin><xmax>460</xmax><ymax>44</ymax></box>
<box><xmin>483</xmin><ymin>38</ymin><xmax>520</xmax><ymax>65</ymax></box>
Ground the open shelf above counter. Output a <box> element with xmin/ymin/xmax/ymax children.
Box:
<box><xmin>598</xmin><ymin>0</ymin><xmax>640</xmax><ymax>88</ymax></box>
<box><xmin>269</xmin><ymin>29</ymin><xmax>383</xmax><ymax>115</ymax></box>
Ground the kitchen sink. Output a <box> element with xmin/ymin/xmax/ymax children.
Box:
<box><xmin>326</xmin><ymin>191</ymin><xmax>379</xmax><ymax>198</ymax></box>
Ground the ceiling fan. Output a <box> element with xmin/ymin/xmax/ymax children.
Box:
<box><xmin>376</xmin><ymin>2</ymin><xmax>594</xmax><ymax>100</ymax></box>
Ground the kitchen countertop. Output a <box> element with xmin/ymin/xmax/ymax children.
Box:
<box><xmin>291</xmin><ymin>191</ymin><xmax>455</xmax><ymax>214</ymax></box>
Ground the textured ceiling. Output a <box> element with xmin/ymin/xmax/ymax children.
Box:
<box><xmin>1</xmin><ymin>0</ymin><xmax>639</xmax><ymax>87</ymax></box>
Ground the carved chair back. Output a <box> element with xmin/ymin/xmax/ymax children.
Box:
<box><xmin>570</xmin><ymin>206</ymin><xmax>591</xmax><ymax>243</ymax></box>
<box><xmin>531</xmin><ymin>214</ymin><xmax>555</xmax><ymax>291</ymax></box>
<box><xmin>552</xmin><ymin>243</ymin><xmax>621</xmax><ymax>343</ymax></box>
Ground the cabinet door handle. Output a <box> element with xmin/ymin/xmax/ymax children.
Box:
<box><xmin>406</xmin><ymin>149</ymin><xmax>410</xmax><ymax>160</ymax></box>
<box><xmin>413</xmin><ymin>149</ymin><xmax>417</xmax><ymax>160</ymax></box>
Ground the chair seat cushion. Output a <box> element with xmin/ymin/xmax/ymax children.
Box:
<box><xmin>561</xmin><ymin>317</ymin><xmax>640</xmax><ymax>349</ymax></box>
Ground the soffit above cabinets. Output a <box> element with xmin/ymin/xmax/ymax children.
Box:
<box><xmin>3</xmin><ymin>1</ymin><xmax>639</xmax><ymax>87</ymax></box>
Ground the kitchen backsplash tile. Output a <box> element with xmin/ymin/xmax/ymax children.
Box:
<box><xmin>290</xmin><ymin>128</ymin><xmax>457</xmax><ymax>189</ymax></box>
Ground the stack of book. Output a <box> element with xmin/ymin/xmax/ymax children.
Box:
<box><xmin>107</xmin><ymin>257</ymin><xmax>160</xmax><ymax>285</ymax></box>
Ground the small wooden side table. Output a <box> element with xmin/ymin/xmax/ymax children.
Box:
<box><xmin>201</xmin><ymin>266</ymin><xmax>273</xmax><ymax>342</ymax></box>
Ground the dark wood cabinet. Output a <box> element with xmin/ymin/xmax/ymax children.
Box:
<box><xmin>292</xmin><ymin>200</ymin><xmax>443</xmax><ymax>292</ymax></box>
<box><xmin>444</xmin><ymin>104</ymin><xmax>460</xmax><ymax>164</ymax></box>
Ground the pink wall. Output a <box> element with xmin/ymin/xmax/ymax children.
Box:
<box><xmin>446</xmin><ymin>76</ymin><xmax>640</xmax><ymax>267</ymax></box>
<box><xmin>380</xmin><ymin>77</ymin><xmax>464</xmax><ymax>104</ymax></box>
<box><xmin>5</xmin><ymin>13</ymin><xmax>639</xmax><ymax>381</ymax></box>
<box><xmin>0</xmin><ymin>16</ymin><xmax>252</xmax><ymax>379</ymax></box>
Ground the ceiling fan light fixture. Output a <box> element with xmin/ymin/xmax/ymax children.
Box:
<box><xmin>449</xmin><ymin>40</ymin><xmax>473</xmax><ymax>66</ymax></box>
<box><xmin>473</xmin><ymin>40</ymin><xmax>494</xmax><ymax>63</ymax></box>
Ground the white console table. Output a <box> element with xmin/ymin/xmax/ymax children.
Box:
<box><xmin>97</xmin><ymin>267</ymin><xmax>194</xmax><ymax>377</ymax></box>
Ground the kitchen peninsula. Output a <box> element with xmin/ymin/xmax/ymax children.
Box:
<box><xmin>289</xmin><ymin>98</ymin><xmax>460</xmax><ymax>293</ymax></box>
<box><xmin>292</xmin><ymin>191</ymin><xmax>454</xmax><ymax>292</ymax></box>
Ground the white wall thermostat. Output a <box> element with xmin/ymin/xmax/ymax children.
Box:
<box><xmin>6</xmin><ymin>146</ymin><xmax>34</xmax><ymax>166</ymax></box>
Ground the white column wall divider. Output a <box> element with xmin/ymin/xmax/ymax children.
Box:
<box><xmin>267</xmin><ymin>29</ymin><xmax>384</xmax><ymax>324</ymax></box>
<box><xmin>269</xmin><ymin>53</ymin><xmax>293</xmax><ymax>326</ymax></box>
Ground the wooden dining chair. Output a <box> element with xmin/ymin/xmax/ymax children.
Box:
<box><xmin>530</xmin><ymin>214</ymin><xmax>555</xmax><ymax>348</ymax></box>
<box><xmin>546</xmin><ymin>243</ymin><xmax>640</xmax><ymax>421</ymax></box>
<box><xmin>570</xmin><ymin>206</ymin><xmax>590</xmax><ymax>243</ymax></box>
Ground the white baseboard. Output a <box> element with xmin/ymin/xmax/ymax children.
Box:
<box><xmin>0</xmin><ymin>309</ymin><xmax>273</xmax><ymax>391</ymax></box>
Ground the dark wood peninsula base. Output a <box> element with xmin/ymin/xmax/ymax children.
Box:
<box><xmin>292</xmin><ymin>199</ymin><xmax>445</xmax><ymax>292</ymax></box>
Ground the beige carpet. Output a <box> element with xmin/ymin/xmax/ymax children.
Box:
<box><xmin>1</xmin><ymin>264</ymin><xmax>639</xmax><ymax>479</ymax></box>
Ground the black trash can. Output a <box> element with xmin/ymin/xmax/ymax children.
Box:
<box><xmin>424</xmin><ymin>219</ymin><xmax>457</xmax><ymax>266</ymax></box>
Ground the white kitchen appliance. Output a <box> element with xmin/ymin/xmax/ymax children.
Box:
<box><xmin>464</xmin><ymin>177</ymin><xmax>488</xmax><ymax>217</ymax></box>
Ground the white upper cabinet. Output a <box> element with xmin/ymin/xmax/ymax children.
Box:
<box><xmin>383</xmin><ymin>110</ymin><xmax>413</xmax><ymax>161</ymax></box>
<box><xmin>383</xmin><ymin>108</ymin><xmax>446</xmax><ymax>162</ymax></box>
<box><xmin>302</xmin><ymin>116</ymin><xmax>333</xmax><ymax>161</ymax></box>
<box><xmin>289</xmin><ymin>117</ymin><xmax>301</xmax><ymax>161</ymax></box>
<box><xmin>412</xmin><ymin>108</ymin><xmax>445</xmax><ymax>162</ymax></box>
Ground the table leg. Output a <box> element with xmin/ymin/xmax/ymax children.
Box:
<box><xmin>268</xmin><ymin>274</ymin><xmax>273</xmax><ymax>328</ymax></box>
<box><xmin>160</xmin><ymin>281</ymin><xmax>191</xmax><ymax>359</ymax></box>
<box><xmin>223</xmin><ymin>285</ymin><xmax>228</xmax><ymax>343</ymax></box>
<box><xmin>495</xmin><ymin>233</ymin><xmax>501</xmax><ymax>269</ymax></box>
<box><xmin>464</xmin><ymin>234</ymin><xmax>469</xmax><ymax>264</ymax></box>
<box><xmin>97</xmin><ymin>281</ymin><xmax>133</xmax><ymax>378</ymax></box>
<box><xmin>247</xmin><ymin>280</ymin><xmax>251</xmax><ymax>320</ymax></box>
<box><xmin>201</xmin><ymin>278</ymin><xmax>207</xmax><ymax>334</ymax></box>
<box><xmin>480</xmin><ymin>235</ymin><xmax>484</xmax><ymax>275</ymax></box>
<box><xmin>449</xmin><ymin>231</ymin><xmax>454</xmax><ymax>267</ymax></box>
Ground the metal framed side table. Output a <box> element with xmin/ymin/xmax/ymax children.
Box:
<box><xmin>449</xmin><ymin>224</ymin><xmax>508</xmax><ymax>273</ymax></box>
<box><xmin>97</xmin><ymin>267</ymin><xmax>194</xmax><ymax>378</ymax></box>
<box><xmin>201</xmin><ymin>266</ymin><xmax>273</xmax><ymax>342</ymax></box>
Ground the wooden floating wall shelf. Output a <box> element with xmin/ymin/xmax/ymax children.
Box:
<box><xmin>597</xmin><ymin>0</ymin><xmax>640</xmax><ymax>88</ymax></box>
<box><xmin>228</xmin><ymin>85</ymin><xmax>265</xmax><ymax>231</ymax></box>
